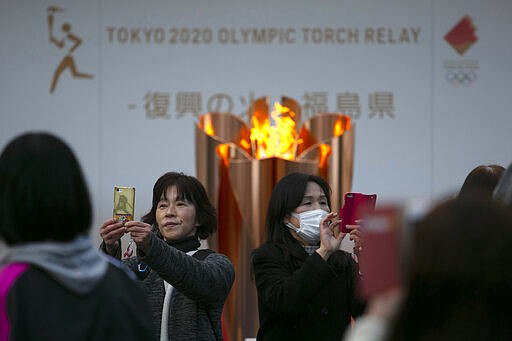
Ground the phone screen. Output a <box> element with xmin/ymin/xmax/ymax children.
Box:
<box><xmin>339</xmin><ymin>192</ymin><xmax>377</xmax><ymax>233</ymax></box>
<box><xmin>113</xmin><ymin>186</ymin><xmax>135</xmax><ymax>223</ymax></box>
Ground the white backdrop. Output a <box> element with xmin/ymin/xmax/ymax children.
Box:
<box><xmin>1</xmin><ymin>0</ymin><xmax>512</xmax><ymax>245</ymax></box>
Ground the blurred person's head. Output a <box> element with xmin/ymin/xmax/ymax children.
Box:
<box><xmin>388</xmin><ymin>197</ymin><xmax>512</xmax><ymax>340</ymax></box>
<box><xmin>458</xmin><ymin>164</ymin><xmax>505</xmax><ymax>199</ymax></box>
<box><xmin>0</xmin><ymin>132</ymin><xmax>92</xmax><ymax>244</ymax></box>
<box><xmin>493</xmin><ymin>162</ymin><xmax>512</xmax><ymax>207</ymax></box>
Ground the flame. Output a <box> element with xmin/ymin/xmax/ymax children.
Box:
<box><xmin>239</xmin><ymin>139</ymin><xmax>251</xmax><ymax>150</ymax></box>
<box><xmin>250</xmin><ymin>102</ymin><xmax>300</xmax><ymax>160</ymax></box>
<box><xmin>319</xmin><ymin>144</ymin><xmax>332</xmax><ymax>168</ymax></box>
<box><xmin>204</xmin><ymin>115</ymin><xmax>215</xmax><ymax>136</ymax></box>
<box><xmin>334</xmin><ymin>116</ymin><xmax>351</xmax><ymax>136</ymax></box>
<box><xmin>216</xmin><ymin>144</ymin><xmax>230</xmax><ymax>167</ymax></box>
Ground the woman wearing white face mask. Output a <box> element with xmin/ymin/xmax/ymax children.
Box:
<box><xmin>251</xmin><ymin>172</ymin><xmax>366</xmax><ymax>341</ymax></box>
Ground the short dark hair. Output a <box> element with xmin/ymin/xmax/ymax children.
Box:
<box><xmin>264</xmin><ymin>172</ymin><xmax>332</xmax><ymax>245</ymax></box>
<box><xmin>0</xmin><ymin>132</ymin><xmax>92</xmax><ymax>244</ymax></box>
<box><xmin>141</xmin><ymin>172</ymin><xmax>217</xmax><ymax>240</ymax></box>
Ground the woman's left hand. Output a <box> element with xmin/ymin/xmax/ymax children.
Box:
<box><xmin>124</xmin><ymin>221</ymin><xmax>153</xmax><ymax>253</ymax></box>
<box><xmin>349</xmin><ymin>223</ymin><xmax>364</xmax><ymax>254</ymax></box>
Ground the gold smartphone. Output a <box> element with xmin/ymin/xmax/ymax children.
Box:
<box><xmin>113</xmin><ymin>186</ymin><xmax>135</xmax><ymax>223</ymax></box>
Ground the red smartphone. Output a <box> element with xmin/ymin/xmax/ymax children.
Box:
<box><xmin>339</xmin><ymin>192</ymin><xmax>377</xmax><ymax>233</ymax></box>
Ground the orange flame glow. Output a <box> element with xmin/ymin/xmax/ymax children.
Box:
<box><xmin>204</xmin><ymin>115</ymin><xmax>215</xmax><ymax>136</ymax></box>
<box><xmin>250</xmin><ymin>102</ymin><xmax>301</xmax><ymax>160</ymax></box>
<box><xmin>334</xmin><ymin>120</ymin><xmax>343</xmax><ymax>136</ymax></box>
<box><xmin>239</xmin><ymin>138</ymin><xmax>251</xmax><ymax>150</ymax></box>
<box><xmin>216</xmin><ymin>143</ymin><xmax>230</xmax><ymax>167</ymax></box>
<box><xmin>319</xmin><ymin>144</ymin><xmax>332</xmax><ymax>168</ymax></box>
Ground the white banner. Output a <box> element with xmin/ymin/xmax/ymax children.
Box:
<box><xmin>1</xmin><ymin>0</ymin><xmax>512</xmax><ymax>242</ymax></box>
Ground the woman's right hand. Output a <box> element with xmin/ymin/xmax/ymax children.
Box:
<box><xmin>316</xmin><ymin>212</ymin><xmax>343</xmax><ymax>261</ymax></box>
<box><xmin>100</xmin><ymin>218</ymin><xmax>126</xmax><ymax>256</ymax></box>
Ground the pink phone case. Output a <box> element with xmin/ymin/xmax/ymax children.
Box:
<box><xmin>339</xmin><ymin>192</ymin><xmax>377</xmax><ymax>233</ymax></box>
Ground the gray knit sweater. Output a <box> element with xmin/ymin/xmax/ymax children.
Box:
<box><xmin>122</xmin><ymin>236</ymin><xmax>235</xmax><ymax>341</ymax></box>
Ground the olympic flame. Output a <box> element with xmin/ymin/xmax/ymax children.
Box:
<box><xmin>250</xmin><ymin>102</ymin><xmax>301</xmax><ymax>160</ymax></box>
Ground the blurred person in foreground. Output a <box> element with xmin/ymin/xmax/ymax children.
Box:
<box><xmin>0</xmin><ymin>132</ymin><xmax>152</xmax><ymax>341</ymax></box>
<box><xmin>494</xmin><ymin>161</ymin><xmax>512</xmax><ymax>206</ymax></box>
<box><xmin>458</xmin><ymin>164</ymin><xmax>505</xmax><ymax>199</ymax></box>
<box><xmin>345</xmin><ymin>196</ymin><xmax>512</xmax><ymax>341</ymax></box>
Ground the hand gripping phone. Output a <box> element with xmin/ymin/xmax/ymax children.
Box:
<box><xmin>339</xmin><ymin>192</ymin><xmax>377</xmax><ymax>233</ymax></box>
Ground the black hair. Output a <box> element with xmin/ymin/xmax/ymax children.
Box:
<box><xmin>493</xmin><ymin>161</ymin><xmax>512</xmax><ymax>207</ymax></box>
<box><xmin>141</xmin><ymin>171</ymin><xmax>217</xmax><ymax>240</ymax></box>
<box><xmin>459</xmin><ymin>164</ymin><xmax>505</xmax><ymax>199</ymax></box>
<box><xmin>0</xmin><ymin>132</ymin><xmax>92</xmax><ymax>244</ymax></box>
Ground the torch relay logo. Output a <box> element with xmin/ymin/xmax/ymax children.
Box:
<box><xmin>444</xmin><ymin>15</ymin><xmax>478</xmax><ymax>55</ymax></box>
<box><xmin>47</xmin><ymin>6</ymin><xmax>93</xmax><ymax>94</ymax></box>
<box><xmin>443</xmin><ymin>15</ymin><xmax>479</xmax><ymax>87</ymax></box>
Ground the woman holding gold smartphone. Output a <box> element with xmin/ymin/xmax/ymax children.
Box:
<box><xmin>100</xmin><ymin>172</ymin><xmax>235</xmax><ymax>341</ymax></box>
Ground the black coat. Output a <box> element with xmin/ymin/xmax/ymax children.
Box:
<box><xmin>123</xmin><ymin>237</ymin><xmax>235</xmax><ymax>340</ymax></box>
<box><xmin>4</xmin><ymin>263</ymin><xmax>152</xmax><ymax>341</ymax></box>
<box><xmin>252</xmin><ymin>242</ymin><xmax>365</xmax><ymax>341</ymax></box>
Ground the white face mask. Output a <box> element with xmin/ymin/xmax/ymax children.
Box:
<box><xmin>285</xmin><ymin>209</ymin><xmax>329</xmax><ymax>244</ymax></box>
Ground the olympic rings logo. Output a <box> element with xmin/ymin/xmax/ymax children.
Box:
<box><xmin>446</xmin><ymin>69</ymin><xmax>477</xmax><ymax>86</ymax></box>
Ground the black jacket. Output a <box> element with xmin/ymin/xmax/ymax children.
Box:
<box><xmin>252</xmin><ymin>242</ymin><xmax>365</xmax><ymax>341</ymax></box>
<box><xmin>122</xmin><ymin>237</ymin><xmax>235</xmax><ymax>340</ymax></box>
<box><xmin>3</xmin><ymin>263</ymin><xmax>152</xmax><ymax>341</ymax></box>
